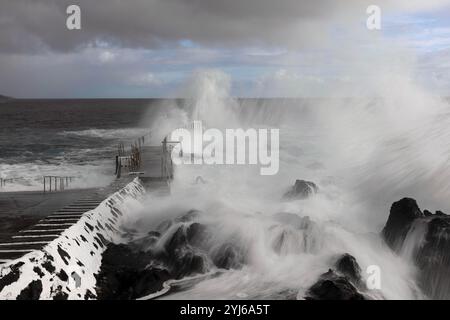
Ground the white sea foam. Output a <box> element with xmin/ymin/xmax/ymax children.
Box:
<box><xmin>0</xmin><ymin>178</ymin><xmax>145</xmax><ymax>299</ymax></box>
<box><xmin>60</xmin><ymin>127</ymin><xmax>150</xmax><ymax>140</ymax></box>
<box><xmin>131</xmin><ymin>67</ymin><xmax>448</xmax><ymax>300</ymax></box>
<box><xmin>0</xmin><ymin>161</ymin><xmax>114</xmax><ymax>192</ymax></box>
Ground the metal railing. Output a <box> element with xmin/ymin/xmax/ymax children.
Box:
<box><xmin>0</xmin><ymin>178</ymin><xmax>14</xmax><ymax>188</ymax></box>
<box><xmin>135</xmin><ymin>132</ymin><xmax>151</xmax><ymax>150</ymax></box>
<box><xmin>115</xmin><ymin>155</ymin><xmax>130</xmax><ymax>178</ymax></box>
<box><xmin>43</xmin><ymin>176</ymin><xmax>75</xmax><ymax>193</ymax></box>
<box><xmin>115</xmin><ymin>132</ymin><xmax>150</xmax><ymax>178</ymax></box>
<box><xmin>161</xmin><ymin>137</ymin><xmax>176</xmax><ymax>181</ymax></box>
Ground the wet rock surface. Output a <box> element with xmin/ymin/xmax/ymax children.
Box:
<box><xmin>283</xmin><ymin>180</ymin><xmax>318</xmax><ymax>200</ymax></box>
<box><xmin>96</xmin><ymin>209</ymin><xmax>247</xmax><ymax>299</ymax></box>
<box><xmin>95</xmin><ymin>243</ymin><xmax>171</xmax><ymax>300</ymax></box>
<box><xmin>382</xmin><ymin>197</ymin><xmax>450</xmax><ymax>299</ymax></box>
<box><xmin>305</xmin><ymin>270</ymin><xmax>365</xmax><ymax>300</ymax></box>
<box><xmin>382</xmin><ymin>198</ymin><xmax>423</xmax><ymax>250</ymax></box>
<box><xmin>17</xmin><ymin>280</ymin><xmax>43</xmax><ymax>300</ymax></box>
<box><xmin>415</xmin><ymin>215</ymin><xmax>450</xmax><ymax>299</ymax></box>
<box><xmin>211</xmin><ymin>243</ymin><xmax>246</xmax><ymax>270</ymax></box>
<box><xmin>335</xmin><ymin>253</ymin><xmax>362</xmax><ymax>286</ymax></box>
<box><xmin>305</xmin><ymin>254</ymin><xmax>366</xmax><ymax>300</ymax></box>
<box><xmin>0</xmin><ymin>262</ymin><xmax>24</xmax><ymax>292</ymax></box>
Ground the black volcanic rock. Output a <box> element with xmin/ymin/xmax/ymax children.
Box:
<box><xmin>96</xmin><ymin>243</ymin><xmax>171</xmax><ymax>300</ymax></box>
<box><xmin>163</xmin><ymin>222</ymin><xmax>208</xmax><ymax>253</ymax></box>
<box><xmin>164</xmin><ymin>225</ymin><xmax>189</xmax><ymax>253</ymax></box>
<box><xmin>0</xmin><ymin>262</ymin><xmax>24</xmax><ymax>293</ymax></box>
<box><xmin>273</xmin><ymin>212</ymin><xmax>312</xmax><ymax>229</ymax></box>
<box><xmin>159</xmin><ymin>222</ymin><xmax>210</xmax><ymax>278</ymax></box>
<box><xmin>0</xmin><ymin>94</ymin><xmax>12</xmax><ymax>103</ymax></box>
<box><xmin>186</xmin><ymin>222</ymin><xmax>209</xmax><ymax>248</ymax></box>
<box><xmin>283</xmin><ymin>180</ymin><xmax>318</xmax><ymax>200</ymax></box>
<box><xmin>381</xmin><ymin>198</ymin><xmax>450</xmax><ymax>298</ymax></box>
<box><xmin>17</xmin><ymin>280</ymin><xmax>43</xmax><ymax>300</ymax></box>
<box><xmin>212</xmin><ymin>243</ymin><xmax>246</xmax><ymax>270</ymax></box>
<box><xmin>335</xmin><ymin>254</ymin><xmax>362</xmax><ymax>286</ymax></box>
<box><xmin>424</xmin><ymin>210</ymin><xmax>433</xmax><ymax>217</ymax></box>
<box><xmin>305</xmin><ymin>269</ymin><xmax>365</xmax><ymax>300</ymax></box>
<box><xmin>415</xmin><ymin>216</ymin><xmax>450</xmax><ymax>299</ymax></box>
<box><xmin>305</xmin><ymin>254</ymin><xmax>366</xmax><ymax>300</ymax></box>
<box><xmin>97</xmin><ymin>213</ymin><xmax>214</xmax><ymax>299</ymax></box>
<box><xmin>382</xmin><ymin>198</ymin><xmax>423</xmax><ymax>250</ymax></box>
<box><xmin>176</xmin><ymin>209</ymin><xmax>201</xmax><ymax>222</ymax></box>
<box><xmin>170</xmin><ymin>250</ymin><xmax>207</xmax><ymax>278</ymax></box>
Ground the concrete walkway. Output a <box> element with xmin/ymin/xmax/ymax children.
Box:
<box><xmin>0</xmin><ymin>188</ymin><xmax>98</xmax><ymax>241</ymax></box>
<box><xmin>0</xmin><ymin>144</ymin><xmax>171</xmax><ymax>264</ymax></box>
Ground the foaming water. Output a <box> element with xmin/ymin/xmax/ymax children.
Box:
<box><xmin>125</xmin><ymin>70</ymin><xmax>450</xmax><ymax>299</ymax></box>
<box><xmin>60</xmin><ymin>128</ymin><xmax>150</xmax><ymax>140</ymax></box>
<box><xmin>131</xmin><ymin>184</ymin><xmax>421</xmax><ymax>300</ymax></box>
<box><xmin>0</xmin><ymin>99</ymin><xmax>155</xmax><ymax>191</ymax></box>
<box><xmin>0</xmin><ymin>161</ymin><xmax>114</xmax><ymax>191</ymax></box>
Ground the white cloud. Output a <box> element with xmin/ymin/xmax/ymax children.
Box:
<box><xmin>127</xmin><ymin>73</ymin><xmax>164</xmax><ymax>87</ymax></box>
<box><xmin>254</xmin><ymin>69</ymin><xmax>327</xmax><ymax>97</ymax></box>
<box><xmin>98</xmin><ymin>51</ymin><xmax>116</xmax><ymax>63</ymax></box>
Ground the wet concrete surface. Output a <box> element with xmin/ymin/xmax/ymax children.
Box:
<box><xmin>0</xmin><ymin>189</ymin><xmax>97</xmax><ymax>241</ymax></box>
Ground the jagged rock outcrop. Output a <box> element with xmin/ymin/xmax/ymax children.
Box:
<box><xmin>382</xmin><ymin>198</ymin><xmax>423</xmax><ymax>250</ymax></box>
<box><xmin>305</xmin><ymin>269</ymin><xmax>365</xmax><ymax>300</ymax></box>
<box><xmin>270</xmin><ymin>213</ymin><xmax>322</xmax><ymax>255</ymax></box>
<box><xmin>0</xmin><ymin>178</ymin><xmax>147</xmax><ymax>300</ymax></box>
<box><xmin>96</xmin><ymin>223</ymin><xmax>209</xmax><ymax>299</ymax></box>
<box><xmin>97</xmin><ymin>209</ymin><xmax>248</xmax><ymax>299</ymax></box>
<box><xmin>211</xmin><ymin>243</ymin><xmax>246</xmax><ymax>270</ymax></box>
<box><xmin>95</xmin><ymin>243</ymin><xmax>171</xmax><ymax>299</ymax></box>
<box><xmin>415</xmin><ymin>215</ymin><xmax>450</xmax><ymax>299</ymax></box>
<box><xmin>273</xmin><ymin>212</ymin><xmax>312</xmax><ymax>229</ymax></box>
<box><xmin>0</xmin><ymin>94</ymin><xmax>12</xmax><ymax>103</ymax></box>
<box><xmin>381</xmin><ymin>197</ymin><xmax>450</xmax><ymax>299</ymax></box>
<box><xmin>283</xmin><ymin>180</ymin><xmax>318</xmax><ymax>200</ymax></box>
<box><xmin>305</xmin><ymin>253</ymin><xmax>366</xmax><ymax>300</ymax></box>
<box><xmin>335</xmin><ymin>253</ymin><xmax>362</xmax><ymax>286</ymax></box>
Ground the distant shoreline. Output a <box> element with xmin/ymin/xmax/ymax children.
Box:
<box><xmin>0</xmin><ymin>94</ymin><xmax>13</xmax><ymax>102</ymax></box>
<box><xmin>3</xmin><ymin>96</ymin><xmax>450</xmax><ymax>100</ymax></box>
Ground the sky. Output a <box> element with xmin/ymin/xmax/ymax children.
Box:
<box><xmin>1</xmin><ymin>0</ymin><xmax>450</xmax><ymax>98</ymax></box>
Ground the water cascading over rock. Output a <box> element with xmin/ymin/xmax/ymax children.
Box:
<box><xmin>283</xmin><ymin>180</ymin><xmax>318</xmax><ymax>200</ymax></box>
<box><xmin>382</xmin><ymin>197</ymin><xmax>450</xmax><ymax>299</ymax></box>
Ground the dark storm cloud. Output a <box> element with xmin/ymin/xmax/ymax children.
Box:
<box><xmin>2</xmin><ymin>0</ymin><xmax>448</xmax><ymax>53</ymax></box>
<box><xmin>1</xmin><ymin>0</ymin><xmax>449</xmax><ymax>98</ymax></box>
<box><xmin>0</xmin><ymin>0</ymin><xmax>330</xmax><ymax>52</ymax></box>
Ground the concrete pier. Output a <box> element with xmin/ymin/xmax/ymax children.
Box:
<box><xmin>0</xmin><ymin>141</ymin><xmax>172</xmax><ymax>264</ymax></box>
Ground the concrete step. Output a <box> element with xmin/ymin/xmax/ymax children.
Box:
<box><xmin>50</xmin><ymin>214</ymin><xmax>83</xmax><ymax>218</ymax></box>
<box><xmin>0</xmin><ymin>250</ymin><xmax>34</xmax><ymax>260</ymax></box>
<box><xmin>12</xmin><ymin>234</ymin><xmax>59</xmax><ymax>241</ymax></box>
<box><xmin>71</xmin><ymin>205</ymin><xmax>100</xmax><ymax>208</ymax></box>
<box><xmin>40</xmin><ymin>218</ymin><xmax>79</xmax><ymax>224</ymax></box>
<box><xmin>55</xmin><ymin>209</ymin><xmax>90</xmax><ymax>213</ymax></box>
<box><xmin>34</xmin><ymin>222</ymin><xmax>74</xmax><ymax>228</ymax></box>
<box><xmin>23</xmin><ymin>226</ymin><xmax>67</xmax><ymax>232</ymax></box>
<box><xmin>44</xmin><ymin>218</ymin><xmax>80</xmax><ymax>222</ymax></box>
<box><xmin>0</xmin><ymin>242</ymin><xmax>47</xmax><ymax>251</ymax></box>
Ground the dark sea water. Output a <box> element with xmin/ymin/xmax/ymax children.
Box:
<box><xmin>0</xmin><ymin>99</ymin><xmax>163</xmax><ymax>191</ymax></box>
<box><xmin>0</xmin><ymin>97</ymin><xmax>302</xmax><ymax>191</ymax></box>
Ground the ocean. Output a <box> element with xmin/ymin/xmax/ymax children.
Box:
<box><xmin>0</xmin><ymin>99</ymin><xmax>161</xmax><ymax>191</ymax></box>
<box><xmin>1</xmin><ymin>90</ymin><xmax>450</xmax><ymax>299</ymax></box>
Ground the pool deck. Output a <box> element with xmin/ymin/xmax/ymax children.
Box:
<box><xmin>0</xmin><ymin>144</ymin><xmax>170</xmax><ymax>264</ymax></box>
